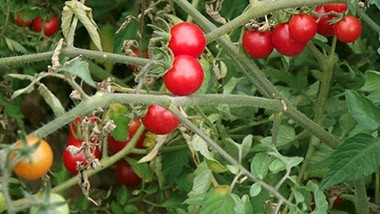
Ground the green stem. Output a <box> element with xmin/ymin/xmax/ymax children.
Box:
<box><xmin>354</xmin><ymin>178</ymin><xmax>370</xmax><ymax>214</ymax></box>
<box><xmin>357</xmin><ymin>7</ymin><xmax>380</xmax><ymax>33</ymax></box>
<box><xmin>376</xmin><ymin>171</ymin><xmax>380</xmax><ymax>205</ymax></box>
<box><xmin>0</xmin><ymin>0</ymin><xmax>11</xmax><ymax>38</ymax></box>
<box><xmin>186</xmin><ymin>0</ymin><xmax>200</xmax><ymax>22</ymax></box>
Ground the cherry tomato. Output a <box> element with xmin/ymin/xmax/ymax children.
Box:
<box><xmin>11</xmin><ymin>136</ymin><xmax>53</xmax><ymax>180</ymax></box>
<box><xmin>141</xmin><ymin>104</ymin><xmax>180</xmax><ymax>135</ymax></box>
<box><xmin>334</xmin><ymin>15</ymin><xmax>362</xmax><ymax>43</ymax></box>
<box><xmin>115</xmin><ymin>160</ymin><xmax>142</xmax><ymax>186</ymax></box>
<box><xmin>242</xmin><ymin>30</ymin><xmax>273</xmax><ymax>59</ymax></box>
<box><xmin>32</xmin><ymin>15</ymin><xmax>59</xmax><ymax>37</ymax></box>
<box><xmin>314</xmin><ymin>5</ymin><xmax>335</xmax><ymax>37</ymax></box>
<box><xmin>164</xmin><ymin>55</ymin><xmax>204</xmax><ymax>96</ymax></box>
<box><xmin>62</xmin><ymin>134</ymin><xmax>101</xmax><ymax>175</ymax></box>
<box><xmin>14</xmin><ymin>13</ymin><xmax>33</xmax><ymax>27</ymax></box>
<box><xmin>108</xmin><ymin>119</ymin><xmax>146</xmax><ymax>156</ymax></box>
<box><xmin>272</xmin><ymin>23</ymin><xmax>307</xmax><ymax>57</ymax></box>
<box><xmin>324</xmin><ymin>3</ymin><xmax>348</xmax><ymax>13</ymax></box>
<box><xmin>168</xmin><ymin>22</ymin><xmax>206</xmax><ymax>58</ymax></box>
<box><xmin>289</xmin><ymin>14</ymin><xmax>317</xmax><ymax>42</ymax></box>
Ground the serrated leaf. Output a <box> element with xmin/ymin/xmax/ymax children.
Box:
<box><xmin>249</xmin><ymin>183</ymin><xmax>261</xmax><ymax>197</ymax></box>
<box><xmin>345</xmin><ymin>90</ymin><xmax>380</xmax><ymax>130</ymax></box>
<box><xmin>161</xmin><ymin>149</ymin><xmax>189</xmax><ymax>182</ymax></box>
<box><xmin>188</xmin><ymin>162</ymin><xmax>212</xmax><ymax>196</ymax></box>
<box><xmin>250</xmin><ymin>153</ymin><xmax>271</xmax><ymax>179</ymax></box>
<box><xmin>361</xmin><ymin>70</ymin><xmax>380</xmax><ymax>92</ymax></box>
<box><xmin>200</xmin><ymin>186</ymin><xmax>235</xmax><ymax>214</ymax></box>
<box><xmin>320</xmin><ymin>133</ymin><xmax>380</xmax><ymax>190</ymax></box>
<box><xmin>106</xmin><ymin>103</ymin><xmax>130</xmax><ymax>141</ymax></box>
<box><xmin>65</xmin><ymin>1</ymin><xmax>102</xmax><ymax>51</ymax></box>
<box><xmin>56</xmin><ymin>59</ymin><xmax>96</xmax><ymax>87</ymax></box>
<box><xmin>38</xmin><ymin>84</ymin><xmax>65</xmax><ymax>117</ymax></box>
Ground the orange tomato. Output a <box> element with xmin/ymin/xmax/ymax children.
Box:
<box><xmin>12</xmin><ymin>136</ymin><xmax>53</xmax><ymax>180</ymax></box>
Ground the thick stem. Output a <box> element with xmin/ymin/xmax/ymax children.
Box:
<box><xmin>354</xmin><ymin>178</ymin><xmax>370</xmax><ymax>214</ymax></box>
<box><xmin>357</xmin><ymin>7</ymin><xmax>380</xmax><ymax>33</ymax></box>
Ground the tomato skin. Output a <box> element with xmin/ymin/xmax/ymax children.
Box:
<box><xmin>314</xmin><ymin>5</ymin><xmax>335</xmax><ymax>37</ymax></box>
<box><xmin>334</xmin><ymin>15</ymin><xmax>362</xmax><ymax>43</ymax></box>
<box><xmin>62</xmin><ymin>134</ymin><xmax>101</xmax><ymax>175</ymax></box>
<box><xmin>242</xmin><ymin>30</ymin><xmax>273</xmax><ymax>59</ymax></box>
<box><xmin>32</xmin><ymin>15</ymin><xmax>59</xmax><ymax>37</ymax></box>
<box><xmin>14</xmin><ymin>13</ymin><xmax>33</xmax><ymax>27</ymax></box>
<box><xmin>115</xmin><ymin>160</ymin><xmax>142</xmax><ymax>186</ymax></box>
<box><xmin>289</xmin><ymin>14</ymin><xmax>317</xmax><ymax>42</ymax></box>
<box><xmin>164</xmin><ymin>55</ymin><xmax>204</xmax><ymax>96</ymax></box>
<box><xmin>108</xmin><ymin>119</ymin><xmax>146</xmax><ymax>155</ymax></box>
<box><xmin>12</xmin><ymin>136</ymin><xmax>53</xmax><ymax>180</ymax></box>
<box><xmin>272</xmin><ymin>23</ymin><xmax>307</xmax><ymax>57</ymax></box>
<box><xmin>168</xmin><ymin>22</ymin><xmax>206</xmax><ymax>58</ymax></box>
<box><xmin>141</xmin><ymin>104</ymin><xmax>180</xmax><ymax>135</ymax></box>
<box><xmin>324</xmin><ymin>3</ymin><xmax>348</xmax><ymax>13</ymax></box>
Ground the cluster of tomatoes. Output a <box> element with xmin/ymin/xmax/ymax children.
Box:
<box><xmin>14</xmin><ymin>13</ymin><xmax>59</xmax><ymax>37</ymax></box>
<box><xmin>243</xmin><ymin>3</ymin><xmax>361</xmax><ymax>58</ymax></box>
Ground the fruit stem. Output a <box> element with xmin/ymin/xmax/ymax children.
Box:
<box><xmin>354</xmin><ymin>178</ymin><xmax>370</xmax><ymax>214</ymax></box>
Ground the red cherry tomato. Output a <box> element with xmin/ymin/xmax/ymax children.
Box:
<box><xmin>272</xmin><ymin>23</ymin><xmax>307</xmax><ymax>57</ymax></box>
<box><xmin>289</xmin><ymin>14</ymin><xmax>317</xmax><ymax>42</ymax></box>
<box><xmin>32</xmin><ymin>15</ymin><xmax>59</xmax><ymax>37</ymax></box>
<box><xmin>168</xmin><ymin>22</ymin><xmax>206</xmax><ymax>58</ymax></box>
<box><xmin>115</xmin><ymin>160</ymin><xmax>142</xmax><ymax>186</ymax></box>
<box><xmin>14</xmin><ymin>13</ymin><xmax>33</xmax><ymax>27</ymax></box>
<box><xmin>314</xmin><ymin>5</ymin><xmax>336</xmax><ymax>37</ymax></box>
<box><xmin>242</xmin><ymin>30</ymin><xmax>273</xmax><ymax>59</ymax></box>
<box><xmin>141</xmin><ymin>104</ymin><xmax>180</xmax><ymax>135</ymax></box>
<box><xmin>164</xmin><ymin>55</ymin><xmax>204</xmax><ymax>96</ymax></box>
<box><xmin>62</xmin><ymin>134</ymin><xmax>101</xmax><ymax>175</ymax></box>
<box><xmin>108</xmin><ymin>119</ymin><xmax>146</xmax><ymax>156</ymax></box>
<box><xmin>334</xmin><ymin>15</ymin><xmax>362</xmax><ymax>43</ymax></box>
<box><xmin>324</xmin><ymin>3</ymin><xmax>348</xmax><ymax>13</ymax></box>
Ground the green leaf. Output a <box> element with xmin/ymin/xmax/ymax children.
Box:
<box><xmin>65</xmin><ymin>1</ymin><xmax>102</xmax><ymax>51</ymax></box>
<box><xmin>188</xmin><ymin>162</ymin><xmax>212</xmax><ymax>196</ymax></box>
<box><xmin>345</xmin><ymin>90</ymin><xmax>380</xmax><ymax>130</ymax></box>
<box><xmin>160</xmin><ymin>192</ymin><xmax>186</xmax><ymax>208</ymax></box>
<box><xmin>61</xmin><ymin>5</ymin><xmax>74</xmax><ymax>41</ymax></box>
<box><xmin>206</xmin><ymin>159</ymin><xmax>227</xmax><ymax>173</ymax></box>
<box><xmin>369</xmin><ymin>0</ymin><xmax>380</xmax><ymax>9</ymax></box>
<box><xmin>38</xmin><ymin>84</ymin><xmax>65</xmax><ymax>117</ymax></box>
<box><xmin>254</xmin><ymin>125</ymin><xmax>296</xmax><ymax>151</ymax></box>
<box><xmin>161</xmin><ymin>149</ymin><xmax>189</xmax><ymax>183</ymax></box>
<box><xmin>306</xmin><ymin>181</ymin><xmax>328</xmax><ymax>214</ymax></box>
<box><xmin>117</xmin><ymin>186</ymin><xmax>129</xmax><ymax>205</ymax></box>
<box><xmin>183</xmin><ymin>193</ymin><xmax>206</xmax><ymax>206</ymax></box>
<box><xmin>114</xmin><ymin>11</ymin><xmax>139</xmax><ymax>53</ymax></box>
<box><xmin>250</xmin><ymin>153</ymin><xmax>271</xmax><ymax>179</ymax></box>
<box><xmin>231</xmin><ymin>194</ymin><xmax>245</xmax><ymax>214</ymax></box>
<box><xmin>320</xmin><ymin>133</ymin><xmax>380</xmax><ymax>190</ymax></box>
<box><xmin>106</xmin><ymin>103</ymin><xmax>130</xmax><ymax>141</ymax></box>
<box><xmin>4</xmin><ymin>36</ymin><xmax>27</xmax><ymax>53</ymax></box>
<box><xmin>269</xmin><ymin>159</ymin><xmax>285</xmax><ymax>174</ymax></box>
<box><xmin>241</xmin><ymin>135</ymin><xmax>253</xmax><ymax>159</ymax></box>
<box><xmin>126</xmin><ymin>158</ymin><xmax>153</xmax><ymax>182</ymax></box>
<box><xmin>56</xmin><ymin>59</ymin><xmax>96</xmax><ymax>87</ymax></box>
<box><xmin>200</xmin><ymin>186</ymin><xmax>235</xmax><ymax>214</ymax></box>
<box><xmin>195</xmin><ymin>58</ymin><xmax>212</xmax><ymax>95</ymax></box>
<box><xmin>249</xmin><ymin>183</ymin><xmax>261</xmax><ymax>197</ymax></box>
<box><xmin>361</xmin><ymin>70</ymin><xmax>380</xmax><ymax>92</ymax></box>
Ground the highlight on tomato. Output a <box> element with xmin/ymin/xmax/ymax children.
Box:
<box><xmin>334</xmin><ymin>15</ymin><xmax>362</xmax><ymax>43</ymax></box>
<box><xmin>141</xmin><ymin>104</ymin><xmax>180</xmax><ymax>135</ymax></box>
<box><xmin>242</xmin><ymin>30</ymin><xmax>274</xmax><ymax>59</ymax></box>
<box><xmin>11</xmin><ymin>136</ymin><xmax>53</xmax><ymax>180</ymax></box>
<box><xmin>272</xmin><ymin>22</ymin><xmax>307</xmax><ymax>57</ymax></box>
<box><xmin>288</xmin><ymin>14</ymin><xmax>317</xmax><ymax>42</ymax></box>
<box><xmin>32</xmin><ymin>15</ymin><xmax>59</xmax><ymax>37</ymax></box>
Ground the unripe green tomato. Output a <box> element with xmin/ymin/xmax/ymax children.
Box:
<box><xmin>29</xmin><ymin>193</ymin><xmax>69</xmax><ymax>214</ymax></box>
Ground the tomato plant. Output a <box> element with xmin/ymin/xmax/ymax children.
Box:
<box><xmin>168</xmin><ymin>22</ymin><xmax>206</xmax><ymax>58</ymax></box>
<box><xmin>32</xmin><ymin>15</ymin><xmax>59</xmax><ymax>37</ymax></box>
<box><xmin>163</xmin><ymin>55</ymin><xmax>204</xmax><ymax>96</ymax></box>
<box><xmin>314</xmin><ymin>5</ymin><xmax>335</xmax><ymax>37</ymax></box>
<box><xmin>141</xmin><ymin>104</ymin><xmax>179</xmax><ymax>135</ymax></box>
<box><xmin>62</xmin><ymin>134</ymin><xmax>101</xmax><ymax>175</ymax></box>
<box><xmin>29</xmin><ymin>193</ymin><xmax>69</xmax><ymax>214</ymax></box>
<box><xmin>242</xmin><ymin>30</ymin><xmax>273</xmax><ymax>59</ymax></box>
<box><xmin>14</xmin><ymin>13</ymin><xmax>33</xmax><ymax>27</ymax></box>
<box><xmin>288</xmin><ymin>14</ymin><xmax>317</xmax><ymax>42</ymax></box>
<box><xmin>334</xmin><ymin>15</ymin><xmax>362</xmax><ymax>43</ymax></box>
<box><xmin>115</xmin><ymin>160</ymin><xmax>142</xmax><ymax>186</ymax></box>
<box><xmin>272</xmin><ymin>22</ymin><xmax>307</xmax><ymax>56</ymax></box>
<box><xmin>11</xmin><ymin>136</ymin><xmax>53</xmax><ymax>180</ymax></box>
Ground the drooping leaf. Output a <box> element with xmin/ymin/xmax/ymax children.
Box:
<box><xmin>56</xmin><ymin>59</ymin><xmax>96</xmax><ymax>87</ymax></box>
<box><xmin>38</xmin><ymin>84</ymin><xmax>65</xmax><ymax>117</ymax></box>
<box><xmin>4</xmin><ymin>36</ymin><xmax>28</xmax><ymax>53</ymax></box>
<box><xmin>320</xmin><ymin>133</ymin><xmax>380</xmax><ymax>190</ymax></box>
<box><xmin>200</xmin><ymin>186</ymin><xmax>235</xmax><ymax>214</ymax></box>
<box><xmin>65</xmin><ymin>0</ymin><xmax>102</xmax><ymax>51</ymax></box>
<box><xmin>345</xmin><ymin>90</ymin><xmax>380</xmax><ymax>130</ymax></box>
